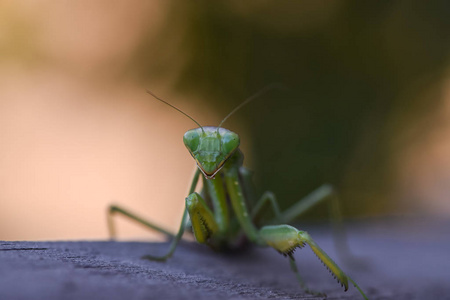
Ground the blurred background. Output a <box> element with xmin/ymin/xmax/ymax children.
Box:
<box><xmin>1</xmin><ymin>1</ymin><xmax>450</xmax><ymax>241</ymax></box>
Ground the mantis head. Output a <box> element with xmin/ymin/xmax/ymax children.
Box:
<box><xmin>183</xmin><ymin>127</ymin><xmax>240</xmax><ymax>179</ymax></box>
<box><xmin>146</xmin><ymin>84</ymin><xmax>282</xmax><ymax>179</ymax></box>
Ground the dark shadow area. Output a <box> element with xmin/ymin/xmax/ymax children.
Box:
<box><xmin>130</xmin><ymin>1</ymin><xmax>450</xmax><ymax>218</ymax></box>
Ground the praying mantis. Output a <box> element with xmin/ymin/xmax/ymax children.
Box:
<box><xmin>108</xmin><ymin>85</ymin><xmax>369</xmax><ymax>299</ymax></box>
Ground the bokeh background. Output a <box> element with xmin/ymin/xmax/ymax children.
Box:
<box><xmin>1</xmin><ymin>1</ymin><xmax>450</xmax><ymax>241</ymax></box>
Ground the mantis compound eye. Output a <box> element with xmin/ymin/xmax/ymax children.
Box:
<box><xmin>220</xmin><ymin>131</ymin><xmax>240</xmax><ymax>155</ymax></box>
<box><xmin>183</xmin><ymin>129</ymin><xmax>201</xmax><ymax>153</ymax></box>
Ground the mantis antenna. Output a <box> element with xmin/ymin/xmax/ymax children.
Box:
<box><xmin>146</xmin><ymin>90</ymin><xmax>205</xmax><ymax>133</ymax></box>
<box><xmin>217</xmin><ymin>83</ymin><xmax>287</xmax><ymax>128</ymax></box>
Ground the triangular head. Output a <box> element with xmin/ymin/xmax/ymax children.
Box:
<box><xmin>183</xmin><ymin>126</ymin><xmax>240</xmax><ymax>179</ymax></box>
<box><xmin>146</xmin><ymin>85</ymin><xmax>280</xmax><ymax>179</ymax></box>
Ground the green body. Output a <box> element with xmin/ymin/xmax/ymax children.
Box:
<box><xmin>108</xmin><ymin>89</ymin><xmax>369</xmax><ymax>299</ymax></box>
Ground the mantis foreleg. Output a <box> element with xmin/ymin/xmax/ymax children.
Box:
<box><xmin>224</xmin><ymin>158</ymin><xmax>367</xmax><ymax>299</ymax></box>
<box><xmin>259</xmin><ymin>225</ymin><xmax>369</xmax><ymax>300</ymax></box>
<box><xmin>278</xmin><ymin>184</ymin><xmax>363</xmax><ymax>266</ymax></box>
<box><xmin>185</xmin><ymin>192</ymin><xmax>220</xmax><ymax>244</ymax></box>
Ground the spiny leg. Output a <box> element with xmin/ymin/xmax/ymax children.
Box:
<box><xmin>277</xmin><ymin>184</ymin><xmax>361</xmax><ymax>266</ymax></box>
<box><xmin>108</xmin><ymin>205</ymin><xmax>173</xmax><ymax>239</ymax></box>
<box><xmin>241</xmin><ymin>181</ymin><xmax>343</xmax><ymax>290</ymax></box>
<box><xmin>259</xmin><ymin>224</ymin><xmax>329</xmax><ymax>297</ymax></box>
<box><xmin>185</xmin><ymin>192</ymin><xmax>220</xmax><ymax>245</ymax></box>
<box><xmin>223</xmin><ymin>157</ymin><xmax>367</xmax><ymax>297</ymax></box>
<box><xmin>259</xmin><ymin>224</ymin><xmax>368</xmax><ymax>300</ymax></box>
<box><xmin>247</xmin><ymin>184</ymin><xmax>366</xmax><ymax>273</ymax></box>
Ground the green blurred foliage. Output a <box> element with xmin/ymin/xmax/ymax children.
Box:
<box><xmin>129</xmin><ymin>1</ymin><xmax>450</xmax><ymax>218</ymax></box>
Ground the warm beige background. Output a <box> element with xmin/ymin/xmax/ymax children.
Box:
<box><xmin>0</xmin><ymin>1</ymin><xmax>242</xmax><ymax>240</ymax></box>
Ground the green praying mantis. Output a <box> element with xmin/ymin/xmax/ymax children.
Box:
<box><xmin>108</xmin><ymin>85</ymin><xmax>369</xmax><ymax>299</ymax></box>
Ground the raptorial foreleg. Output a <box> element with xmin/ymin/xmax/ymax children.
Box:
<box><xmin>259</xmin><ymin>224</ymin><xmax>368</xmax><ymax>300</ymax></box>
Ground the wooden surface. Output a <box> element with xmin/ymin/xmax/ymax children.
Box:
<box><xmin>1</xmin><ymin>218</ymin><xmax>449</xmax><ymax>300</ymax></box>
